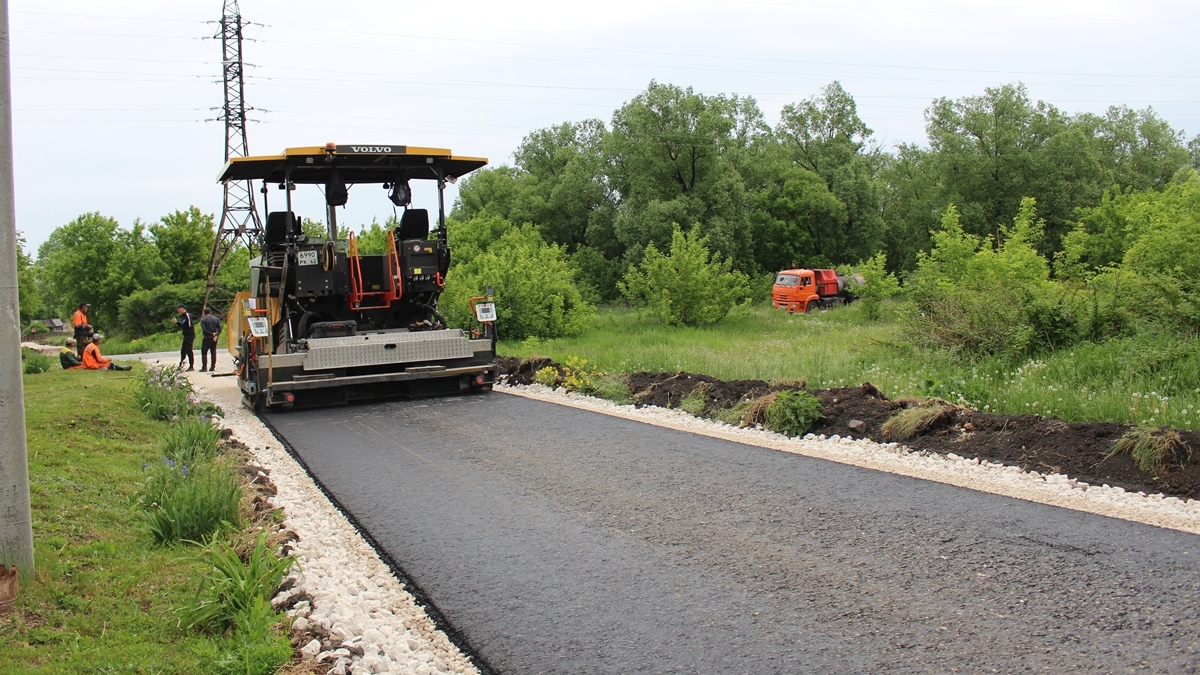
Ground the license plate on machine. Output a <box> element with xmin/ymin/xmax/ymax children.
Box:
<box><xmin>297</xmin><ymin>250</ymin><xmax>319</xmax><ymax>266</ymax></box>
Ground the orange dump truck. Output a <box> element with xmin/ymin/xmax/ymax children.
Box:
<box><xmin>772</xmin><ymin>268</ymin><xmax>857</xmax><ymax>313</ymax></box>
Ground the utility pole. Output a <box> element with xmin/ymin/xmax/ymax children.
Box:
<box><xmin>0</xmin><ymin>0</ymin><xmax>35</xmax><ymax>575</ymax></box>
<box><xmin>203</xmin><ymin>0</ymin><xmax>261</xmax><ymax>313</ymax></box>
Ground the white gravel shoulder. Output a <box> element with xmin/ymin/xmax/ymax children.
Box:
<box><xmin>499</xmin><ymin>383</ymin><xmax>1200</xmax><ymax>536</ymax></box>
<box><xmin>183</xmin><ymin>370</ymin><xmax>480</xmax><ymax>675</ymax></box>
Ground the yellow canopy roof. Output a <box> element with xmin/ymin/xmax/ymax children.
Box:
<box><xmin>218</xmin><ymin>144</ymin><xmax>488</xmax><ymax>184</ymax></box>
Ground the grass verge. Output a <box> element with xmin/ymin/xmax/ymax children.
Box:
<box><xmin>501</xmin><ymin>303</ymin><xmax>1200</xmax><ymax>430</ymax></box>
<box><xmin>0</xmin><ymin>366</ymin><xmax>292</xmax><ymax>674</ymax></box>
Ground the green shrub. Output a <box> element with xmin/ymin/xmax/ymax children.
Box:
<box><xmin>137</xmin><ymin>458</ymin><xmax>242</xmax><ymax>545</ymax></box>
<box><xmin>764</xmin><ymin>389</ymin><xmax>823</xmax><ymax>437</ymax></box>
<box><xmin>851</xmin><ymin>253</ymin><xmax>901</xmax><ymax>321</ymax></box>
<box><xmin>441</xmin><ymin>223</ymin><xmax>594</xmax><ymax>340</ymax></box>
<box><xmin>25</xmin><ymin>320</ymin><xmax>49</xmax><ymax>336</ymax></box>
<box><xmin>22</xmin><ymin>347</ymin><xmax>54</xmax><ymax>374</ymax></box>
<box><xmin>181</xmin><ymin>531</ymin><xmax>295</xmax><ymax>635</ymax></box>
<box><xmin>906</xmin><ymin>199</ymin><xmax>1071</xmax><ymax>356</ymax></box>
<box><xmin>118</xmin><ymin>280</ymin><xmax>207</xmax><ymax>338</ymax></box>
<box><xmin>620</xmin><ymin>225</ymin><xmax>750</xmax><ymax>327</ymax></box>
<box><xmin>590</xmin><ymin>374</ymin><xmax>633</xmax><ymax>404</ymax></box>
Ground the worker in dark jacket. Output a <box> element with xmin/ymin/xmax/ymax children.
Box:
<box><xmin>60</xmin><ymin>338</ymin><xmax>84</xmax><ymax>369</ymax></box>
<box><xmin>199</xmin><ymin>307</ymin><xmax>221</xmax><ymax>372</ymax></box>
<box><xmin>173</xmin><ymin>304</ymin><xmax>195</xmax><ymax>371</ymax></box>
<box><xmin>71</xmin><ymin>302</ymin><xmax>91</xmax><ymax>357</ymax></box>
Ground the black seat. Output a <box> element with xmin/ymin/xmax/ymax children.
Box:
<box><xmin>397</xmin><ymin>209</ymin><xmax>430</xmax><ymax>240</ymax></box>
<box><xmin>265</xmin><ymin>211</ymin><xmax>301</xmax><ymax>247</ymax></box>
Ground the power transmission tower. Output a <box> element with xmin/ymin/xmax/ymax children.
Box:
<box><xmin>204</xmin><ymin>0</ymin><xmax>261</xmax><ymax>313</ymax></box>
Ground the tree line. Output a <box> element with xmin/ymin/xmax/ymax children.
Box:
<box><xmin>19</xmin><ymin>79</ymin><xmax>1199</xmax><ymax>348</ymax></box>
<box><xmin>451</xmin><ymin>80</ymin><xmax>1198</xmax><ymax>302</ymax></box>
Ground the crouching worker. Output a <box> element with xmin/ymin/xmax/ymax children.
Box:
<box><xmin>60</xmin><ymin>337</ymin><xmax>84</xmax><ymax>370</ymax></box>
<box><xmin>82</xmin><ymin>333</ymin><xmax>131</xmax><ymax>371</ymax></box>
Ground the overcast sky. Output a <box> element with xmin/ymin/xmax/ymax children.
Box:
<box><xmin>10</xmin><ymin>0</ymin><xmax>1199</xmax><ymax>253</ymax></box>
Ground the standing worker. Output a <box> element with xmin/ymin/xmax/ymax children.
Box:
<box><xmin>173</xmin><ymin>304</ymin><xmax>195</xmax><ymax>371</ymax></box>
<box><xmin>199</xmin><ymin>307</ymin><xmax>221</xmax><ymax>372</ymax></box>
<box><xmin>71</xmin><ymin>302</ymin><xmax>91</xmax><ymax>357</ymax></box>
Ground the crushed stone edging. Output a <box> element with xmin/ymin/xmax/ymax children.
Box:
<box><xmin>497</xmin><ymin>383</ymin><xmax>1200</xmax><ymax>536</ymax></box>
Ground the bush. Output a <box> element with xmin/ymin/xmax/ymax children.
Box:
<box><xmin>441</xmin><ymin>224</ymin><xmax>594</xmax><ymax>340</ymax></box>
<box><xmin>22</xmin><ymin>347</ymin><xmax>54</xmax><ymax>374</ymax></box>
<box><xmin>24</xmin><ymin>320</ymin><xmax>49</xmax><ymax>336</ymax></box>
<box><xmin>118</xmin><ymin>280</ymin><xmax>207</xmax><ymax>339</ymax></box>
<box><xmin>136</xmin><ymin>457</ymin><xmax>242</xmax><ymax>545</ymax></box>
<box><xmin>906</xmin><ymin>199</ymin><xmax>1072</xmax><ymax>356</ymax></box>
<box><xmin>764</xmin><ymin>389</ymin><xmax>823</xmax><ymax>437</ymax></box>
<box><xmin>851</xmin><ymin>253</ymin><xmax>901</xmax><ymax>321</ymax></box>
<box><xmin>620</xmin><ymin>225</ymin><xmax>750</xmax><ymax>327</ymax></box>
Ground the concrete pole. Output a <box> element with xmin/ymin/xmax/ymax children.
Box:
<box><xmin>0</xmin><ymin>0</ymin><xmax>34</xmax><ymax>575</ymax></box>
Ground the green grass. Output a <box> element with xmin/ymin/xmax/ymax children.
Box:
<box><xmin>501</xmin><ymin>302</ymin><xmax>1200</xmax><ymax>430</ymax></box>
<box><xmin>101</xmin><ymin>328</ymin><xmax>230</xmax><ymax>356</ymax></box>
<box><xmin>0</xmin><ymin>367</ymin><xmax>258</xmax><ymax>673</ymax></box>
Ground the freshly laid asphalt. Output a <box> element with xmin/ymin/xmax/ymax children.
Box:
<box><xmin>265</xmin><ymin>392</ymin><xmax>1200</xmax><ymax>674</ymax></box>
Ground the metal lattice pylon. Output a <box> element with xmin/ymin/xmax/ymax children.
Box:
<box><xmin>204</xmin><ymin>0</ymin><xmax>262</xmax><ymax>313</ymax></box>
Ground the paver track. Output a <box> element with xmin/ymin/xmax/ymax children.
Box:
<box><xmin>265</xmin><ymin>392</ymin><xmax>1200</xmax><ymax>673</ymax></box>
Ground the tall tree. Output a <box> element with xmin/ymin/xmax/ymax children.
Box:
<box><xmin>37</xmin><ymin>213</ymin><xmax>167</xmax><ymax>328</ymax></box>
<box><xmin>607</xmin><ymin>82</ymin><xmax>763</xmax><ymax>268</ymax></box>
<box><xmin>771</xmin><ymin>81</ymin><xmax>885</xmax><ymax>265</ymax></box>
<box><xmin>150</xmin><ymin>206</ymin><xmax>217</xmax><ymax>285</ymax></box>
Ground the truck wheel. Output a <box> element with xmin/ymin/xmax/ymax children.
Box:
<box><xmin>805</xmin><ymin>301</ymin><xmax>817</xmax><ymax>313</ymax></box>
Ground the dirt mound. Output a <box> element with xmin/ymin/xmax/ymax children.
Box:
<box><xmin>496</xmin><ymin>356</ymin><xmax>558</xmax><ymax>386</ymax></box>
<box><xmin>500</xmin><ymin>357</ymin><xmax>1200</xmax><ymax>500</ymax></box>
<box><xmin>626</xmin><ymin>372</ymin><xmax>775</xmax><ymax>411</ymax></box>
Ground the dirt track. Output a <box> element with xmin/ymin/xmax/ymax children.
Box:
<box><xmin>264</xmin><ymin>391</ymin><xmax>1200</xmax><ymax>673</ymax></box>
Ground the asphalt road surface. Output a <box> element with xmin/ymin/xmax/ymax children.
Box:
<box><xmin>265</xmin><ymin>392</ymin><xmax>1200</xmax><ymax>674</ymax></box>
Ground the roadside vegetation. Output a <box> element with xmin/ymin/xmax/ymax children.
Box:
<box><xmin>500</xmin><ymin>302</ymin><xmax>1200</xmax><ymax>433</ymax></box>
<box><xmin>1</xmin><ymin>366</ymin><xmax>299</xmax><ymax>674</ymax></box>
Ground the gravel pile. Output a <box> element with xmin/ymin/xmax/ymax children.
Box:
<box><xmin>501</xmin><ymin>383</ymin><xmax>1200</xmax><ymax>535</ymax></box>
<box><xmin>186</xmin><ymin>372</ymin><xmax>479</xmax><ymax>675</ymax></box>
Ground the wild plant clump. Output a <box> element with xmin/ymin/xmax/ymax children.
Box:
<box><xmin>881</xmin><ymin>400</ymin><xmax>958</xmax><ymax>442</ymax></box>
<box><xmin>22</xmin><ymin>347</ymin><xmax>54</xmax><ymax>374</ymax></box>
<box><xmin>183</xmin><ymin>531</ymin><xmax>295</xmax><ymax>674</ymax></box>
<box><xmin>534</xmin><ymin>365</ymin><xmax>559</xmax><ymax>388</ymax></box>
<box><xmin>135</xmin><ymin>364</ymin><xmax>223</xmax><ymax>421</ymax></box>
<box><xmin>1108</xmin><ymin>426</ymin><xmax>1190</xmax><ymax>476</ymax></box>
<box><xmin>561</xmin><ymin>356</ymin><xmax>604</xmax><ymax>394</ymax></box>
<box><xmin>763</xmin><ymin>389</ymin><xmax>824</xmax><ymax>437</ymax></box>
<box><xmin>136</xmin><ymin>456</ymin><xmax>242</xmax><ymax>545</ymax></box>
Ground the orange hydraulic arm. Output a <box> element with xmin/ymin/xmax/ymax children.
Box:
<box><xmin>347</xmin><ymin>231</ymin><xmax>405</xmax><ymax>311</ymax></box>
